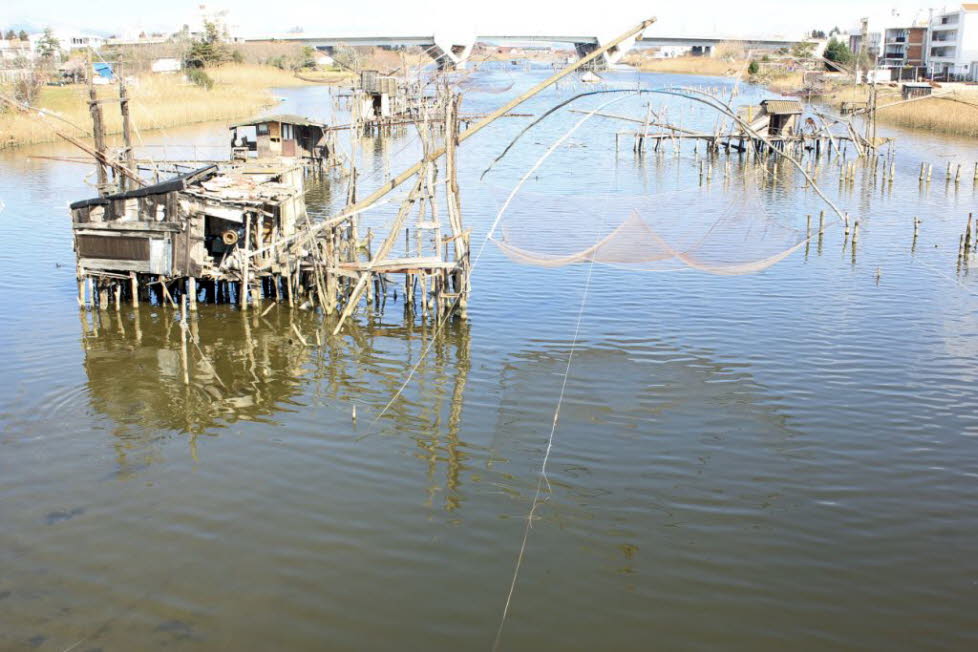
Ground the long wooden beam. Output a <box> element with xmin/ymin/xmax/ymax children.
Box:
<box><xmin>259</xmin><ymin>17</ymin><xmax>658</xmax><ymax>259</ymax></box>
<box><xmin>322</xmin><ymin>18</ymin><xmax>656</xmax><ymax>334</ymax></box>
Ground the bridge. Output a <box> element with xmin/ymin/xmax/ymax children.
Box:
<box><xmin>636</xmin><ymin>35</ymin><xmax>800</xmax><ymax>55</ymax></box>
<box><xmin>246</xmin><ymin>32</ymin><xmax>803</xmax><ymax>70</ymax></box>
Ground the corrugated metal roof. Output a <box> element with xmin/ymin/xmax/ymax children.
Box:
<box><xmin>761</xmin><ymin>100</ymin><xmax>803</xmax><ymax>115</ymax></box>
<box><xmin>70</xmin><ymin>165</ymin><xmax>218</xmax><ymax>210</ymax></box>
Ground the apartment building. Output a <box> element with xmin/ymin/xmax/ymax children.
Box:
<box><xmin>928</xmin><ymin>3</ymin><xmax>978</xmax><ymax>80</ymax></box>
<box><xmin>882</xmin><ymin>26</ymin><xmax>928</xmax><ymax>66</ymax></box>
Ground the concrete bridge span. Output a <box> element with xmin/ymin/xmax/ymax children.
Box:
<box><xmin>246</xmin><ymin>31</ymin><xmax>803</xmax><ymax>70</ymax></box>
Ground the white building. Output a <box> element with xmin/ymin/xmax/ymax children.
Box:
<box><xmin>0</xmin><ymin>39</ymin><xmax>35</xmax><ymax>65</ymax></box>
<box><xmin>928</xmin><ymin>3</ymin><xmax>978</xmax><ymax>81</ymax></box>
<box><xmin>28</xmin><ymin>30</ymin><xmax>105</xmax><ymax>57</ymax></box>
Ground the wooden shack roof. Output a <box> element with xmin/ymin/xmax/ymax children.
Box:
<box><xmin>70</xmin><ymin>165</ymin><xmax>218</xmax><ymax>209</ymax></box>
<box><xmin>760</xmin><ymin>100</ymin><xmax>803</xmax><ymax>115</ymax></box>
<box><xmin>230</xmin><ymin>114</ymin><xmax>325</xmax><ymax>129</ymax></box>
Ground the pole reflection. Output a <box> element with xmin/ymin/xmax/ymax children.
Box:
<box><xmin>78</xmin><ymin>305</ymin><xmax>473</xmax><ymax>503</ymax></box>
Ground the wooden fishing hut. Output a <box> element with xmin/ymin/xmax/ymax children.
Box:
<box><xmin>357</xmin><ymin>70</ymin><xmax>402</xmax><ymax>120</ymax></box>
<box><xmin>71</xmin><ymin>162</ymin><xmax>306</xmax><ymax>309</ymax></box>
<box><xmin>757</xmin><ymin>100</ymin><xmax>803</xmax><ymax>136</ymax></box>
<box><xmin>736</xmin><ymin>100</ymin><xmax>800</xmax><ymax>138</ymax></box>
<box><xmin>230</xmin><ymin>114</ymin><xmax>335</xmax><ymax>170</ymax></box>
<box><xmin>350</xmin><ymin>69</ymin><xmax>429</xmax><ymax>132</ymax></box>
<box><xmin>901</xmin><ymin>82</ymin><xmax>933</xmax><ymax>100</ymax></box>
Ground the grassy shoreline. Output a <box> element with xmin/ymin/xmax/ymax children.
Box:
<box><xmin>623</xmin><ymin>56</ymin><xmax>978</xmax><ymax>138</ymax></box>
<box><xmin>0</xmin><ymin>64</ymin><xmax>350</xmax><ymax>151</ymax></box>
<box><xmin>815</xmin><ymin>84</ymin><xmax>978</xmax><ymax>138</ymax></box>
<box><xmin>625</xmin><ymin>55</ymin><xmax>749</xmax><ymax>77</ymax></box>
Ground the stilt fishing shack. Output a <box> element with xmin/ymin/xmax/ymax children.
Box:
<box><xmin>70</xmin><ymin>162</ymin><xmax>306</xmax><ymax>307</ymax></box>
<box><xmin>230</xmin><ymin>114</ymin><xmax>332</xmax><ymax>167</ymax></box>
<box><xmin>758</xmin><ymin>100</ymin><xmax>803</xmax><ymax>136</ymax></box>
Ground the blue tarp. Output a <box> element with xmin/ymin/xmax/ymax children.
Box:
<box><xmin>92</xmin><ymin>62</ymin><xmax>113</xmax><ymax>79</ymax></box>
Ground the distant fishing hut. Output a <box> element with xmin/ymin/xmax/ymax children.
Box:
<box><xmin>230</xmin><ymin>114</ymin><xmax>334</xmax><ymax>170</ymax></box>
<box><xmin>901</xmin><ymin>82</ymin><xmax>933</xmax><ymax>100</ymax></box>
<box><xmin>358</xmin><ymin>70</ymin><xmax>402</xmax><ymax>121</ymax></box>
<box><xmin>757</xmin><ymin>100</ymin><xmax>803</xmax><ymax>136</ymax></box>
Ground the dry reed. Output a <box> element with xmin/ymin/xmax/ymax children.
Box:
<box><xmin>878</xmin><ymin>98</ymin><xmax>978</xmax><ymax>137</ymax></box>
<box><xmin>0</xmin><ymin>64</ymin><xmax>319</xmax><ymax>149</ymax></box>
<box><xmin>822</xmin><ymin>84</ymin><xmax>978</xmax><ymax>137</ymax></box>
<box><xmin>624</xmin><ymin>54</ymin><xmax>747</xmax><ymax>77</ymax></box>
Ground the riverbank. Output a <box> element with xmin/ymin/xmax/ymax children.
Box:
<box><xmin>623</xmin><ymin>54</ymin><xmax>748</xmax><ymax>77</ymax></box>
<box><xmin>0</xmin><ymin>64</ymin><xmax>351</xmax><ymax>150</ymax></box>
<box><xmin>622</xmin><ymin>54</ymin><xmax>806</xmax><ymax>93</ymax></box>
<box><xmin>630</xmin><ymin>56</ymin><xmax>978</xmax><ymax>137</ymax></box>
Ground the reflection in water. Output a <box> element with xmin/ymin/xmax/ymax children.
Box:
<box><xmin>490</xmin><ymin>340</ymin><xmax>795</xmax><ymax>517</ymax></box>
<box><xmin>80</xmin><ymin>308</ymin><xmax>309</xmax><ymax>433</ymax></box>
<box><xmin>79</xmin><ymin>306</ymin><xmax>472</xmax><ymax>495</ymax></box>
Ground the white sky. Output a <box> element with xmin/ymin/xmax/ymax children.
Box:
<box><xmin>0</xmin><ymin>0</ymin><xmax>946</xmax><ymax>39</ymax></box>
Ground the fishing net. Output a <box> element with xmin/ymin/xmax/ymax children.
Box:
<box><xmin>458</xmin><ymin>77</ymin><xmax>516</xmax><ymax>95</ymax></box>
<box><xmin>440</xmin><ymin>70</ymin><xmax>516</xmax><ymax>95</ymax></box>
<box><xmin>489</xmin><ymin>186</ymin><xmax>809</xmax><ymax>275</ymax></box>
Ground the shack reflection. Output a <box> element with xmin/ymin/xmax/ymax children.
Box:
<box><xmin>79</xmin><ymin>307</ymin><xmax>312</xmax><ymax>434</ymax></box>
<box><xmin>77</xmin><ymin>306</ymin><xmax>473</xmax><ymax>500</ymax></box>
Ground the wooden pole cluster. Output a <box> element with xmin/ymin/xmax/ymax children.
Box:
<box><xmin>960</xmin><ymin>213</ymin><xmax>974</xmax><ymax>263</ymax></box>
<box><xmin>330</xmin><ymin>87</ymin><xmax>471</xmax><ymax>334</ymax></box>
<box><xmin>202</xmin><ymin>18</ymin><xmax>657</xmax><ymax>334</ymax></box>
<box><xmin>86</xmin><ymin>52</ymin><xmax>109</xmax><ymax>195</ymax></box>
<box><xmin>78</xmin><ymin>17</ymin><xmax>718</xmax><ymax>343</ymax></box>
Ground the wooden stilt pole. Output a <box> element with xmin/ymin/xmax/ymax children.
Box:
<box><xmin>119</xmin><ymin>74</ymin><xmax>135</xmax><ymax>192</ymax></box>
<box><xmin>77</xmin><ymin>267</ymin><xmax>86</xmax><ymax>308</ymax></box>
<box><xmin>86</xmin><ymin>52</ymin><xmax>109</xmax><ymax>195</ymax></box>
<box><xmin>241</xmin><ymin>215</ymin><xmax>250</xmax><ymax>310</ymax></box>
<box><xmin>130</xmin><ymin>272</ymin><xmax>138</xmax><ymax>307</ymax></box>
<box><xmin>179</xmin><ymin>295</ymin><xmax>189</xmax><ymax>385</ymax></box>
<box><xmin>188</xmin><ymin>277</ymin><xmax>197</xmax><ymax>312</ymax></box>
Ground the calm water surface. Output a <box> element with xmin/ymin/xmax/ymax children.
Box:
<box><xmin>1</xmin><ymin>66</ymin><xmax>978</xmax><ymax>650</ymax></box>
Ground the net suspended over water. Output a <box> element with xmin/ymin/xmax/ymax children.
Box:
<box><xmin>440</xmin><ymin>70</ymin><xmax>517</xmax><ymax>95</ymax></box>
<box><xmin>489</xmin><ymin>186</ymin><xmax>811</xmax><ymax>275</ymax></box>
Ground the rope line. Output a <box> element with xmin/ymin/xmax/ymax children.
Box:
<box><xmin>492</xmin><ymin>234</ymin><xmax>598</xmax><ymax>652</ymax></box>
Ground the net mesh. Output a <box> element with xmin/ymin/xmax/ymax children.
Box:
<box><xmin>489</xmin><ymin>186</ymin><xmax>809</xmax><ymax>275</ymax></box>
<box><xmin>441</xmin><ymin>70</ymin><xmax>516</xmax><ymax>95</ymax></box>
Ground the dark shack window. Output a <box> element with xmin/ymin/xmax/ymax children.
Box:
<box><xmin>257</xmin><ymin>123</ymin><xmax>269</xmax><ymax>136</ymax></box>
<box><xmin>77</xmin><ymin>235</ymin><xmax>150</xmax><ymax>261</ymax></box>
